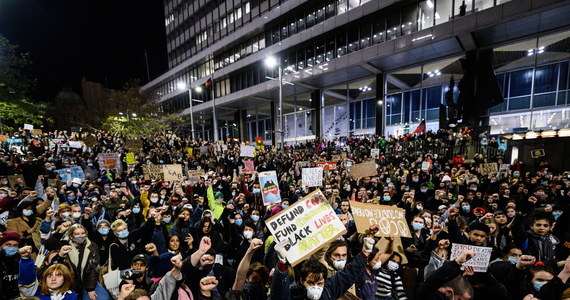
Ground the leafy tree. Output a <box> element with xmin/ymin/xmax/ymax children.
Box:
<box><xmin>101</xmin><ymin>79</ymin><xmax>187</xmax><ymax>138</ymax></box>
<box><xmin>0</xmin><ymin>35</ymin><xmax>50</xmax><ymax>133</ymax></box>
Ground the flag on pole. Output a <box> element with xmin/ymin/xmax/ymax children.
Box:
<box><xmin>403</xmin><ymin>120</ymin><xmax>426</xmax><ymax>141</ymax></box>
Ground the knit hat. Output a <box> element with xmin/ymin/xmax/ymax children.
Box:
<box><xmin>0</xmin><ymin>231</ymin><xmax>21</xmax><ymax>246</ymax></box>
<box><xmin>214</xmin><ymin>192</ymin><xmax>224</xmax><ymax>198</ymax></box>
<box><xmin>96</xmin><ymin>219</ymin><xmax>111</xmax><ymax>229</ymax></box>
<box><xmin>442</xmin><ymin>175</ymin><xmax>452</xmax><ymax>182</ymax></box>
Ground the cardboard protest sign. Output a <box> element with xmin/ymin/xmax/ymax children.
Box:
<box><xmin>163</xmin><ymin>164</ymin><xmax>184</xmax><ymax>182</ymax></box>
<box><xmin>297</xmin><ymin>161</ymin><xmax>310</xmax><ymax>168</ymax></box>
<box><xmin>349</xmin><ymin>201</ymin><xmax>411</xmax><ymax>238</ymax></box>
<box><xmin>421</xmin><ymin>161</ymin><xmax>431</xmax><ymax>172</ymax></box>
<box><xmin>142</xmin><ymin>164</ymin><xmax>164</xmax><ymax>180</ymax></box>
<box><xmin>188</xmin><ymin>169</ymin><xmax>205</xmax><ymax>184</ymax></box>
<box><xmin>315</xmin><ymin>161</ymin><xmax>337</xmax><ymax>171</ymax></box>
<box><xmin>332</xmin><ymin>155</ymin><xmax>341</xmax><ymax>161</ymax></box>
<box><xmin>259</xmin><ymin>171</ymin><xmax>281</xmax><ymax>205</ymax></box>
<box><xmin>450</xmin><ymin>244</ymin><xmax>493</xmax><ymax>272</ymax></box>
<box><xmin>240</xmin><ymin>145</ymin><xmax>255</xmax><ymax>157</ymax></box>
<box><xmin>68</xmin><ymin>141</ymin><xmax>82</xmax><ymax>149</ymax></box>
<box><xmin>55</xmin><ymin>167</ymin><xmax>86</xmax><ymax>183</ymax></box>
<box><xmin>243</xmin><ymin>160</ymin><xmax>255</xmax><ymax>174</ymax></box>
<box><xmin>126</xmin><ymin>153</ymin><xmax>136</xmax><ymax>165</ymax></box>
<box><xmin>350</xmin><ymin>161</ymin><xmax>377</xmax><ymax>179</ymax></box>
<box><xmin>0</xmin><ymin>135</ymin><xmax>9</xmax><ymax>142</ymax></box>
<box><xmin>302</xmin><ymin>167</ymin><xmax>323</xmax><ymax>187</ymax></box>
<box><xmin>479</xmin><ymin>163</ymin><xmax>498</xmax><ymax>176</ymax></box>
<box><xmin>98</xmin><ymin>153</ymin><xmax>120</xmax><ymax>170</ymax></box>
<box><xmin>49</xmin><ymin>139</ymin><xmax>64</xmax><ymax>149</ymax></box>
<box><xmin>375</xmin><ymin>237</ymin><xmax>408</xmax><ymax>264</ymax></box>
<box><xmin>24</xmin><ymin>124</ymin><xmax>34</xmax><ymax>130</ymax></box>
<box><xmin>7</xmin><ymin>175</ymin><xmax>26</xmax><ymax>188</ymax></box>
<box><xmin>82</xmin><ymin>135</ymin><xmax>97</xmax><ymax>148</ymax></box>
<box><xmin>31</xmin><ymin>129</ymin><xmax>43</xmax><ymax>136</ymax></box>
<box><xmin>370</xmin><ymin>149</ymin><xmax>380</xmax><ymax>158</ymax></box>
<box><xmin>125</xmin><ymin>139</ymin><xmax>143</xmax><ymax>152</ymax></box>
<box><xmin>266</xmin><ymin>189</ymin><xmax>346</xmax><ymax>266</ymax></box>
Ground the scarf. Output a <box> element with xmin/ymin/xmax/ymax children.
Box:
<box><xmin>49</xmin><ymin>289</ymin><xmax>71</xmax><ymax>300</ymax></box>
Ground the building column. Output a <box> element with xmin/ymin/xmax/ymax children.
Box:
<box><xmin>270</xmin><ymin>101</ymin><xmax>276</xmax><ymax>146</ymax></box>
<box><xmin>234</xmin><ymin>109</ymin><xmax>247</xmax><ymax>142</ymax></box>
<box><xmin>311</xmin><ymin>89</ymin><xmax>321</xmax><ymax>139</ymax></box>
<box><xmin>375</xmin><ymin>73</ymin><xmax>385</xmax><ymax>136</ymax></box>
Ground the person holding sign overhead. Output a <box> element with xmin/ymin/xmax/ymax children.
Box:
<box><xmin>270</xmin><ymin>225</ymin><xmax>380</xmax><ymax>300</ymax></box>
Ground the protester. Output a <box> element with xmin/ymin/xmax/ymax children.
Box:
<box><xmin>0</xmin><ymin>127</ymin><xmax>569</xmax><ymax>300</ymax></box>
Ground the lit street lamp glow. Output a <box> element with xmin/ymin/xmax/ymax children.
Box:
<box><xmin>265</xmin><ymin>56</ymin><xmax>278</xmax><ymax>69</ymax></box>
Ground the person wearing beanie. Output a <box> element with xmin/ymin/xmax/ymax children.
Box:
<box><xmin>82</xmin><ymin>216</ymin><xmax>115</xmax><ymax>264</ymax></box>
<box><xmin>0</xmin><ymin>231</ymin><xmax>22</xmax><ymax>300</ymax></box>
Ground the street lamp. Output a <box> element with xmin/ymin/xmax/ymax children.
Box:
<box><xmin>178</xmin><ymin>82</ymin><xmax>196</xmax><ymax>140</ymax></box>
<box><xmin>265</xmin><ymin>56</ymin><xmax>283</xmax><ymax>152</ymax></box>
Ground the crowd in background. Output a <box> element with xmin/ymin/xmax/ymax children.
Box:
<box><xmin>0</xmin><ymin>127</ymin><xmax>569</xmax><ymax>300</ymax></box>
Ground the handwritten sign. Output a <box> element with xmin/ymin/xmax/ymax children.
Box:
<box><xmin>531</xmin><ymin>149</ymin><xmax>545</xmax><ymax>158</ymax></box>
<box><xmin>142</xmin><ymin>164</ymin><xmax>164</xmax><ymax>181</ymax></box>
<box><xmin>315</xmin><ymin>161</ymin><xmax>337</xmax><ymax>171</ymax></box>
<box><xmin>24</xmin><ymin>124</ymin><xmax>34</xmax><ymax>130</ymax></box>
<box><xmin>126</xmin><ymin>153</ymin><xmax>135</xmax><ymax>165</ymax></box>
<box><xmin>31</xmin><ymin>129</ymin><xmax>43</xmax><ymax>136</ymax></box>
<box><xmin>82</xmin><ymin>135</ymin><xmax>97</xmax><ymax>148</ymax></box>
<box><xmin>259</xmin><ymin>171</ymin><xmax>281</xmax><ymax>205</ymax></box>
<box><xmin>55</xmin><ymin>167</ymin><xmax>86</xmax><ymax>183</ymax></box>
<box><xmin>68</xmin><ymin>141</ymin><xmax>82</xmax><ymax>149</ymax></box>
<box><xmin>297</xmin><ymin>161</ymin><xmax>310</xmax><ymax>168</ymax></box>
<box><xmin>478</xmin><ymin>163</ymin><xmax>498</xmax><ymax>176</ymax></box>
<box><xmin>266</xmin><ymin>189</ymin><xmax>346</xmax><ymax>266</ymax></box>
<box><xmin>302</xmin><ymin>167</ymin><xmax>323</xmax><ymax>187</ymax></box>
<box><xmin>243</xmin><ymin>160</ymin><xmax>255</xmax><ymax>175</ymax></box>
<box><xmin>0</xmin><ymin>135</ymin><xmax>8</xmax><ymax>142</ymax></box>
<box><xmin>421</xmin><ymin>161</ymin><xmax>431</xmax><ymax>172</ymax></box>
<box><xmin>98</xmin><ymin>153</ymin><xmax>120</xmax><ymax>170</ymax></box>
<box><xmin>163</xmin><ymin>164</ymin><xmax>184</xmax><ymax>182</ymax></box>
<box><xmin>125</xmin><ymin>139</ymin><xmax>143</xmax><ymax>152</ymax></box>
<box><xmin>349</xmin><ymin>201</ymin><xmax>411</xmax><ymax>238</ymax></box>
<box><xmin>350</xmin><ymin>161</ymin><xmax>377</xmax><ymax>179</ymax></box>
<box><xmin>240</xmin><ymin>145</ymin><xmax>255</xmax><ymax>157</ymax></box>
<box><xmin>7</xmin><ymin>175</ymin><xmax>26</xmax><ymax>188</ymax></box>
<box><xmin>332</xmin><ymin>155</ymin><xmax>341</xmax><ymax>161</ymax></box>
<box><xmin>450</xmin><ymin>244</ymin><xmax>493</xmax><ymax>272</ymax></box>
<box><xmin>370</xmin><ymin>149</ymin><xmax>380</xmax><ymax>158</ymax></box>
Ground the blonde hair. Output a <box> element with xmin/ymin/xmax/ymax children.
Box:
<box><xmin>111</xmin><ymin>219</ymin><xmax>127</xmax><ymax>232</ymax></box>
<box><xmin>40</xmin><ymin>264</ymin><xmax>74</xmax><ymax>295</ymax></box>
<box><xmin>67</xmin><ymin>224</ymin><xmax>88</xmax><ymax>239</ymax></box>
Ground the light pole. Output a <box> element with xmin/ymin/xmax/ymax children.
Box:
<box><xmin>265</xmin><ymin>56</ymin><xmax>283</xmax><ymax>152</ymax></box>
<box><xmin>177</xmin><ymin>82</ymin><xmax>196</xmax><ymax>140</ymax></box>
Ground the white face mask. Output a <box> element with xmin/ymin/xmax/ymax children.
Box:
<box><xmin>387</xmin><ymin>261</ymin><xmax>399</xmax><ymax>271</ymax></box>
<box><xmin>332</xmin><ymin>259</ymin><xmax>346</xmax><ymax>270</ymax></box>
<box><xmin>372</xmin><ymin>261</ymin><xmax>383</xmax><ymax>270</ymax></box>
<box><xmin>72</xmin><ymin>212</ymin><xmax>81</xmax><ymax>219</ymax></box>
<box><xmin>306</xmin><ymin>286</ymin><xmax>324</xmax><ymax>300</ymax></box>
<box><xmin>243</xmin><ymin>230</ymin><xmax>253</xmax><ymax>240</ymax></box>
<box><xmin>150</xmin><ymin>198</ymin><xmax>159</xmax><ymax>203</ymax></box>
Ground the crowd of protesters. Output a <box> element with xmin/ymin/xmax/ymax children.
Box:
<box><xmin>0</xmin><ymin>126</ymin><xmax>569</xmax><ymax>300</ymax></box>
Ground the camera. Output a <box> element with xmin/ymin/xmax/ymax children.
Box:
<box><xmin>121</xmin><ymin>269</ymin><xmax>143</xmax><ymax>280</ymax></box>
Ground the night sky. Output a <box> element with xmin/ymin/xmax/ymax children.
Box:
<box><xmin>0</xmin><ymin>0</ymin><xmax>168</xmax><ymax>101</ymax></box>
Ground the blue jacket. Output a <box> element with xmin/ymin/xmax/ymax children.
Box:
<box><xmin>270</xmin><ymin>252</ymin><xmax>368</xmax><ymax>300</ymax></box>
<box><xmin>18</xmin><ymin>258</ymin><xmax>78</xmax><ymax>300</ymax></box>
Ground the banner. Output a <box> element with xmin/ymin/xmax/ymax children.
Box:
<box><xmin>142</xmin><ymin>164</ymin><xmax>164</xmax><ymax>181</ymax></box>
<box><xmin>240</xmin><ymin>145</ymin><xmax>255</xmax><ymax>157</ymax></box>
<box><xmin>126</xmin><ymin>153</ymin><xmax>136</xmax><ymax>165</ymax></box>
<box><xmin>163</xmin><ymin>164</ymin><xmax>184</xmax><ymax>182</ymax></box>
<box><xmin>370</xmin><ymin>149</ymin><xmax>380</xmax><ymax>158</ymax></box>
<box><xmin>315</xmin><ymin>161</ymin><xmax>337</xmax><ymax>171</ymax></box>
<box><xmin>350</xmin><ymin>161</ymin><xmax>377</xmax><ymax>179</ymax></box>
<box><xmin>55</xmin><ymin>166</ymin><xmax>86</xmax><ymax>183</ymax></box>
<box><xmin>349</xmin><ymin>201</ymin><xmax>411</xmax><ymax>238</ymax></box>
<box><xmin>68</xmin><ymin>141</ymin><xmax>82</xmax><ymax>149</ymax></box>
<box><xmin>243</xmin><ymin>160</ymin><xmax>255</xmax><ymax>174</ymax></box>
<box><xmin>259</xmin><ymin>171</ymin><xmax>281</xmax><ymax>205</ymax></box>
<box><xmin>450</xmin><ymin>244</ymin><xmax>493</xmax><ymax>272</ymax></box>
<box><xmin>479</xmin><ymin>163</ymin><xmax>498</xmax><ymax>176</ymax></box>
<box><xmin>302</xmin><ymin>167</ymin><xmax>323</xmax><ymax>187</ymax></box>
<box><xmin>98</xmin><ymin>153</ymin><xmax>120</xmax><ymax>170</ymax></box>
<box><xmin>266</xmin><ymin>189</ymin><xmax>346</xmax><ymax>266</ymax></box>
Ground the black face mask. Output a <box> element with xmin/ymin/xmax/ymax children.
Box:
<box><xmin>201</xmin><ymin>263</ymin><xmax>214</xmax><ymax>274</ymax></box>
<box><xmin>243</xmin><ymin>281</ymin><xmax>264</xmax><ymax>300</ymax></box>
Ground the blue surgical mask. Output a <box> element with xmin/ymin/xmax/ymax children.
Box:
<box><xmin>514</xmin><ymin>173</ymin><xmax>520</xmax><ymax>177</ymax></box>
<box><xmin>3</xmin><ymin>247</ymin><xmax>18</xmax><ymax>257</ymax></box>
<box><xmin>462</xmin><ymin>205</ymin><xmax>470</xmax><ymax>211</ymax></box>
<box><xmin>282</xmin><ymin>204</ymin><xmax>289</xmax><ymax>209</ymax></box>
<box><xmin>553</xmin><ymin>211</ymin><xmax>563</xmax><ymax>220</ymax></box>
<box><xmin>98</xmin><ymin>228</ymin><xmax>110</xmax><ymax>236</ymax></box>
<box><xmin>251</xmin><ymin>215</ymin><xmax>260</xmax><ymax>222</ymax></box>
<box><xmin>67</xmin><ymin>196</ymin><xmax>75</xmax><ymax>201</ymax></box>
<box><xmin>534</xmin><ymin>281</ymin><xmax>547</xmax><ymax>292</ymax></box>
<box><xmin>253</xmin><ymin>189</ymin><xmax>261</xmax><ymax>194</ymax></box>
<box><xmin>235</xmin><ymin>219</ymin><xmax>243</xmax><ymax>226</ymax></box>
<box><xmin>132</xmin><ymin>208</ymin><xmax>141</xmax><ymax>214</ymax></box>
<box><xmin>118</xmin><ymin>230</ymin><xmax>129</xmax><ymax>239</ymax></box>
<box><xmin>507</xmin><ymin>256</ymin><xmax>519</xmax><ymax>264</ymax></box>
<box><xmin>163</xmin><ymin>217</ymin><xmax>171</xmax><ymax>224</ymax></box>
<box><xmin>383</xmin><ymin>196</ymin><xmax>391</xmax><ymax>201</ymax></box>
<box><xmin>412</xmin><ymin>223</ymin><xmax>424</xmax><ymax>231</ymax></box>
<box><xmin>22</xmin><ymin>209</ymin><xmax>33</xmax><ymax>217</ymax></box>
